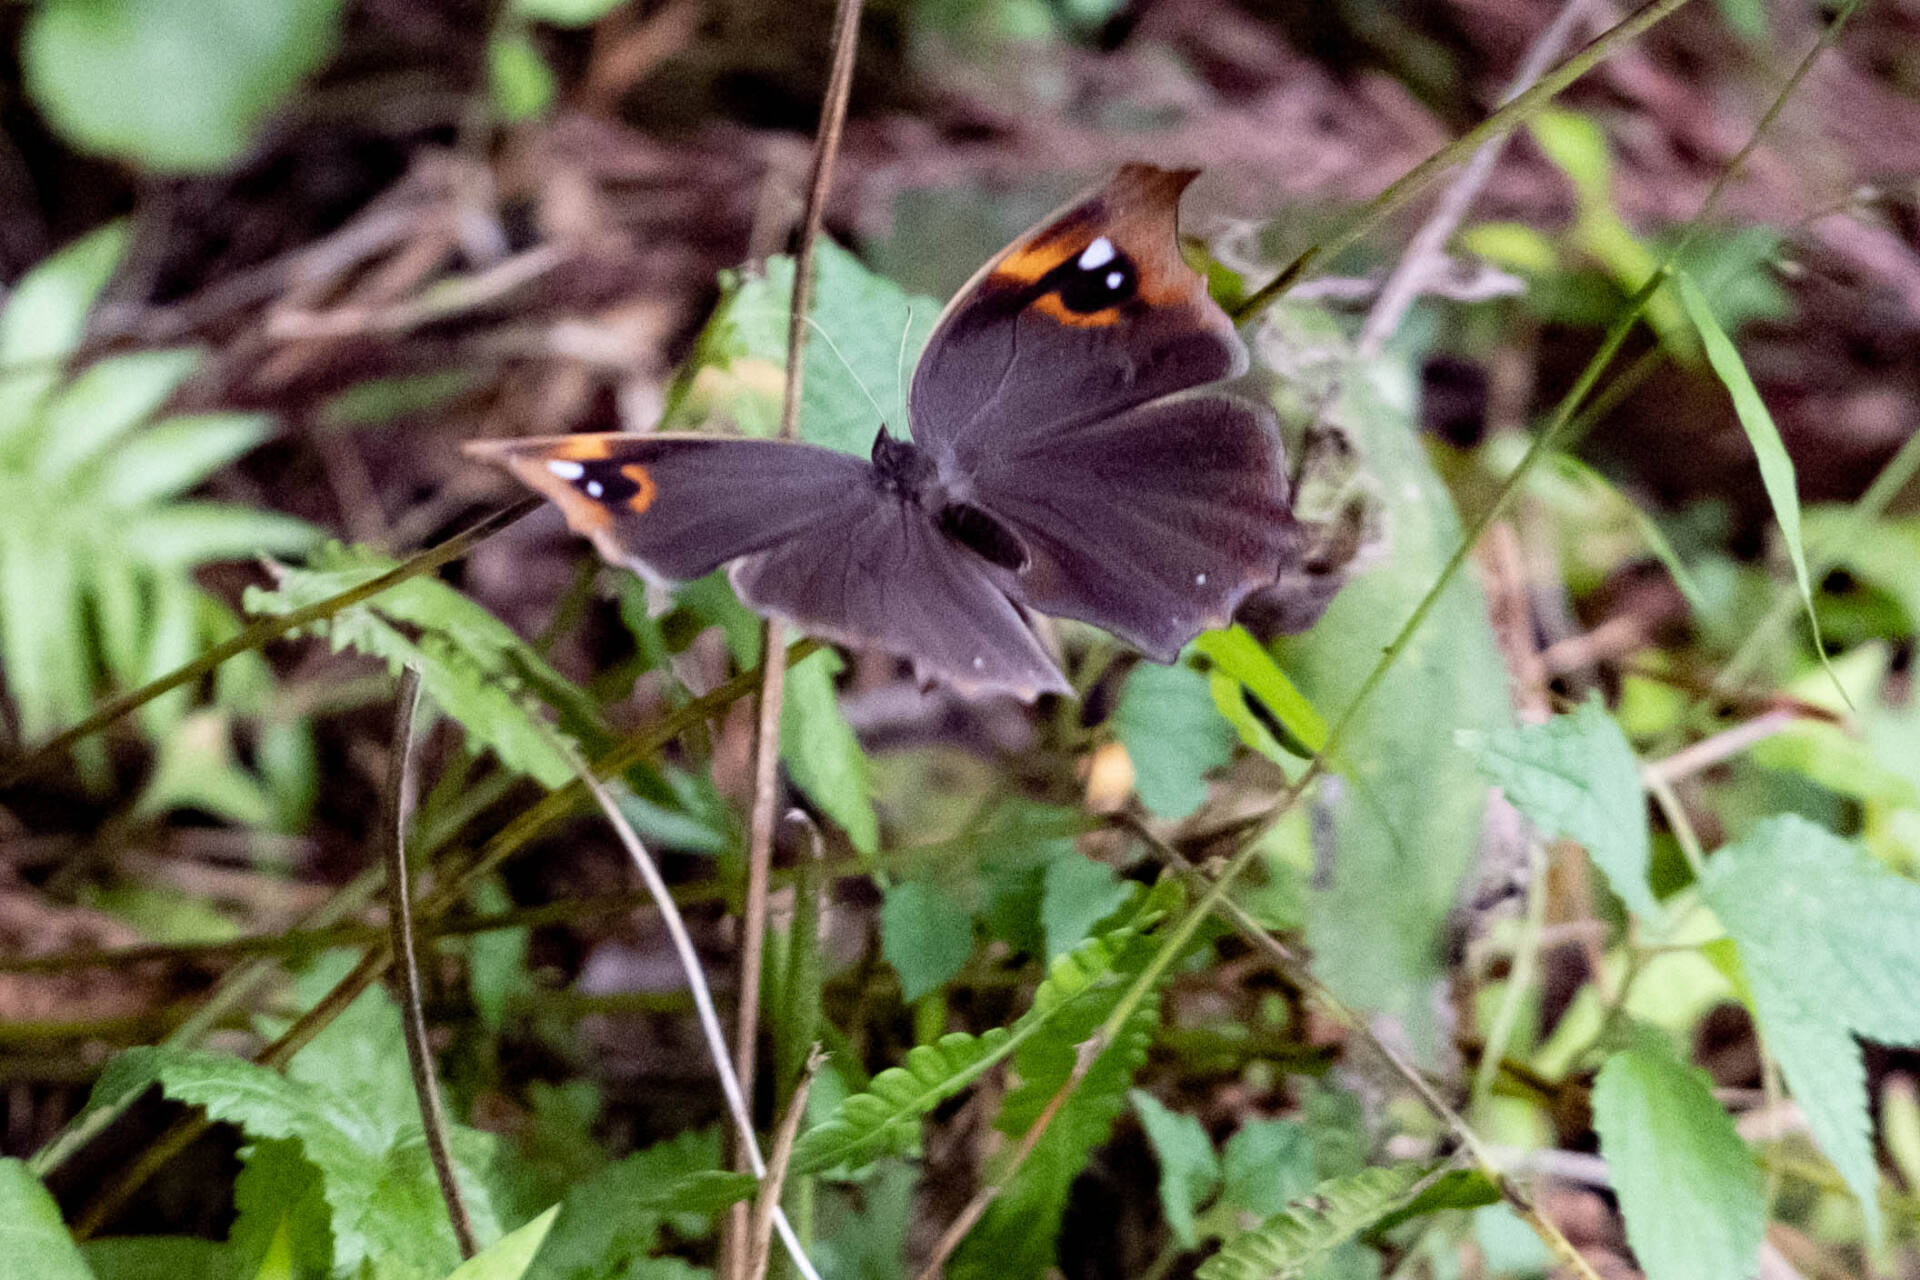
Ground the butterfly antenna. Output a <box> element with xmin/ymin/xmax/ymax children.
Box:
<box><xmin>894</xmin><ymin>304</ymin><xmax>916</xmax><ymax>430</ymax></box>
<box><xmin>796</xmin><ymin>314</ymin><xmax>891</xmax><ymax>427</ymax></box>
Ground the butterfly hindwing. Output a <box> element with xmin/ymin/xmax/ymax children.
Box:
<box><xmin>965</xmin><ymin>392</ymin><xmax>1294</xmax><ymax>660</ymax></box>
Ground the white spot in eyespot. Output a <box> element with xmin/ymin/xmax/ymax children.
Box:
<box><xmin>972</xmin><ymin>656</ymin><xmax>984</xmax><ymax>669</ymax></box>
<box><xmin>1195</xmin><ymin>572</ymin><xmax>1207</xmax><ymax>586</ymax></box>
<box><xmin>1078</xmin><ymin>237</ymin><xmax>1116</xmax><ymax>270</ymax></box>
<box><xmin>1105</xmin><ymin>270</ymin><xmax>1126</xmax><ymax>290</ymax></box>
<box><xmin>546</xmin><ymin>460</ymin><xmax>585</xmax><ymax>480</ymax></box>
<box><xmin>585</xmin><ymin>480</ymin><xmax>604</xmax><ymax>498</ymax></box>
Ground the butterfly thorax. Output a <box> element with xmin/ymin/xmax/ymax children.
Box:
<box><xmin>869</xmin><ymin>425</ymin><xmax>1029</xmax><ymax>573</ymax></box>
<box><xmin>869</xmin><ymin>425</ymin><xmax>940</xmax><ymax>501</ymax></box>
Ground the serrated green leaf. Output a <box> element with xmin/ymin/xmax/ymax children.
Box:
<box><xmin>1699</xmin><ymin>815</ymin><xmax>1920</xmax><ymax>1238</ymax></box>
<box><xmin>1114</xmin><ymin>660</ymin><xmax>1235</xmax><ymax>819</ymax></box>
<box><xmin>246</xmin><ymin>545</ymin><xmax>592</xmax><ymax>787</ymax></box>
<box><xmin>80</xmin><ymin>1043</ymin><xmax>499</xmax><ymax>1280</ymax></box>
<box><xmin>1593</xmin><ymin>1034</ymin><xmax>1763</xmax><ymax>1280</ymax></box>
<box><xmin>1194</xmin><ymin>1162</ymin><xmax>1444</xmax><ymax>1280</ymax></box>
<box><xmin>792</xmin><ymin>889</ymin><xmax>1176</xmax><ymax>1184</ymax></box>
<box><xmin>0</xmin><ymin>1157</ymin><xmax>94</xmax><ymax>1280</ymax></box>
<box><xmin>1133</xmin><ymin>1091</ymin><xmax>1222</xmax><ymax>1248</ymax></box>
<box><xmin>1461</xmin><ymin>694</ymin><xmax>1655</xmax><ymax>919</ymax></box>
<box><xmin>781</xmin><ymin>648</ymin><xmax>879</xmax><ymax>854</ymax></box>
<box><xmin>524</xmin><ymin>1128</ymin><xmax>726</xmax><ymax>1280</ymax></box>
<box><xmin>880</xmin><ymin>880</ymin><xmax>974</xmax><ymax>1002</ymax></box>
<box><xmin>23</xmin><ymin>0</ymin><xmax>345</xmax><ymax>171</ymax></box>
<box><xmin>955</xmin><ymin>893</ymin><xmax>1176</xmax><ymax>1278</ymax></box>
<box><xmin>1675</xmin><ymin>270</ymin><xmax>1834</xmax><ymax>693</ymax></box>
<box><xmin>664</xmin><ymin>242</ymin><xmax>939</xmax><ymax>455</ymax></box>
<box><xmin>447</xmin><ymin>1205</ymin><xmax>560</xmax><ymax>1280</ymax></box>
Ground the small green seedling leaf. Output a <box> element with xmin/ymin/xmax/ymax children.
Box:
<box><xmin>781</xmin><ymin>648</ymin><xmax>879</xmax><ymax>854</ymax></box>
<box><xmin>881</xmin><ymin>880</ymin><xmax>974</xmax><ymax>1002</ymax></box>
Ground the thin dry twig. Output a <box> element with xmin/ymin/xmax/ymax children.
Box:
<box><xmin>746</xmin><ymin>1046</ymin><xmax>825</xmax><ymax>1280</ymax></box>
<box><xmin>381</xmin><ymin>666</ymin><xmax>478</xmax><ymax>1258</ymax></box>
<box><xmin>731</xmin><ymin>2</ymin><xmax>865</xmax><ymax>1275</ymax></box>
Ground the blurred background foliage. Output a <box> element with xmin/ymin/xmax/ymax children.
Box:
<box><xmin>1</xmin><ymin>0</ymin><xmax>1919</xmax><ymax>1278</ymax></box>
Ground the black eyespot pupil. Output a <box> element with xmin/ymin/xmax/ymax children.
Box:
<box><xmin>575</xmin><ymin>463</ymin><xmax>638</xmax><ymax>503</ymax></box>
<box><xmin>1055</xmin><ymin>251</ymin><xmax>1137</xmax><ymax>314</ymax></box>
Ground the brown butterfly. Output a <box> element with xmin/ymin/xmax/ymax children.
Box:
<box><xmin>468</xmin><ymin>165</ymin><xmax>1301</xmax><ymax>698</ymax></box>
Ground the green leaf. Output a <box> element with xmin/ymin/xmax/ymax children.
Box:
<box><xmin>1674</xmin><ymin>270</ymin><xmax>1833</xmax><ymax>689</ymax></box>
<box><xmin>1593</xmin><ymin>1034</ymin><xmax>1764</xmax><ymax>1280</ymax></box>
<box><xmin>1266</xmin><ymin>312</ymin><xmax>1510</xmax><ymax>1063</ymax></box>
<box><xmin>1460</xmin><ymin>695</ymin><xmax>1655</xmax><ymax>919</ymax></box>
<box><xmin>82</xmin><ymin>1045</ymin><xmax>496</xmax><ymax>1279</ymax></box>
<box><xmin>0</xmin><ymin>1158</ymin><xmax>94</xmax><ymax>1280</ymax></box>
<box><xmin>0</xmin><ymin>223</ymin><xmax>128</xmax><ymax>371</ymax></box>
<box><xmin>954</xmin><ymin>891</ymin><xmax>1177</xmax><ymax>1278</ymax></box>
<box><xmin>35</xmin><ymin>349</ymin><xmax>204</xmax><ymax>479</ymax></box>
<box><xmin>23</xmin><ymin>0</ymin><xmax>345</xmax><ymax>171</ymax></box>
<box><xmin>1220</xmin><ymin>1119</ymin><xmax>1316</xmax><ymax>1218</ymax></box>
<box><xmin>524</xmin><ymin>1128</ymin><xmax>727</xmax><ymax>1280</ymax></box>
<box><xmin>1039</xmin><ymin>853</ymin><xmax>1131</xmax><ymax>961</ymax></box>
<box><xmin>447</xmin><ymin>1205</ymin><xmax>560</xmax><ymax>1280</ymax></box>
<box><xmin>790</xmin><ymin>1029</ymin><xmax>1014</xmax><ymax>1176</ymax></box>
<box><xmin>1194</xmin><ymin>1162</ymin><xmax>1445</xmax><ymax>1280</ymax></box>
<box><xmin>1132</xmin><ymin>1091</ymin><xmax>1222</xmax><ymax>1249</ymax></box>
<box><xmin>97</xmin><ymin>412</ymin><xmax>274</xmax><ymax>506</ymax></box>
<box><xmin>487</xmin><ymin>31</ymin><xmax>553</xmax><ymax>124</ymax></box>
<box><xmin>880</xmin><ymin>880</ymin><xmax>973</xmax><ymax>1002</ymax></box>
<box><xmin>246</xmin><ymin>544</ymin><xmax>592</xmax><ymax>788</ymax></box>
<box><xmin>82</xmin><ymin>1236</ymin><xmax>231</xmax><ymax>1280</ymax></box>
<box><xmin>1114</xmin><ymin>661</ymin><xmax>1235</xmax><ymax>819</ymax></box>
<box><xmin>1700</xmin><ymin>816</ymin><xmax>1920</xmax><ymax>1239</ymax></box>
<box><xmin>1194</xmin><ymin>627</ymin><xmax>1327</xmax><ymax>756</ymax></box>
<box><xmin>123</xmin><ymin>504</ymin><xmax>321</xmax><ymax>569</ymax></box>
<box><xmin>781</xmin><ymin>648</ymin><xmax>879</xmax><ymax>854</ymax></box>
<box><xmin>664</xmin><ymin>241</ymin><xmax>939</xmax><ymax>455</ymax></box>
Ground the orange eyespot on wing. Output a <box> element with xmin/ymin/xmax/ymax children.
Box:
<box><xmin>620</xmin><ymin>463</ymin><xmax>657</xmax><ymax>513</ymax></box>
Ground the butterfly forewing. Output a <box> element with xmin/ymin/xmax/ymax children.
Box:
<box><xmin>908</xmin><ymin>165</ymin><xmax>1244</xmax><ymax>467</ymax></box>
<box><xmin>466</xmin><ymin>434</ymin><xmax>870</xmax><ymax>582</ymax></box>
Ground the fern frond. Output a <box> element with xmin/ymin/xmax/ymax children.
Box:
<box><xmin>1195</xmin><ymin>1161</ymin><xmax>1447</xmax><ymax>1280</ymax></box>
<box><xmin>789</xmin><ymin>1028</ymin><xmax>1013</xmax><ymax>1176</ymax></box>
